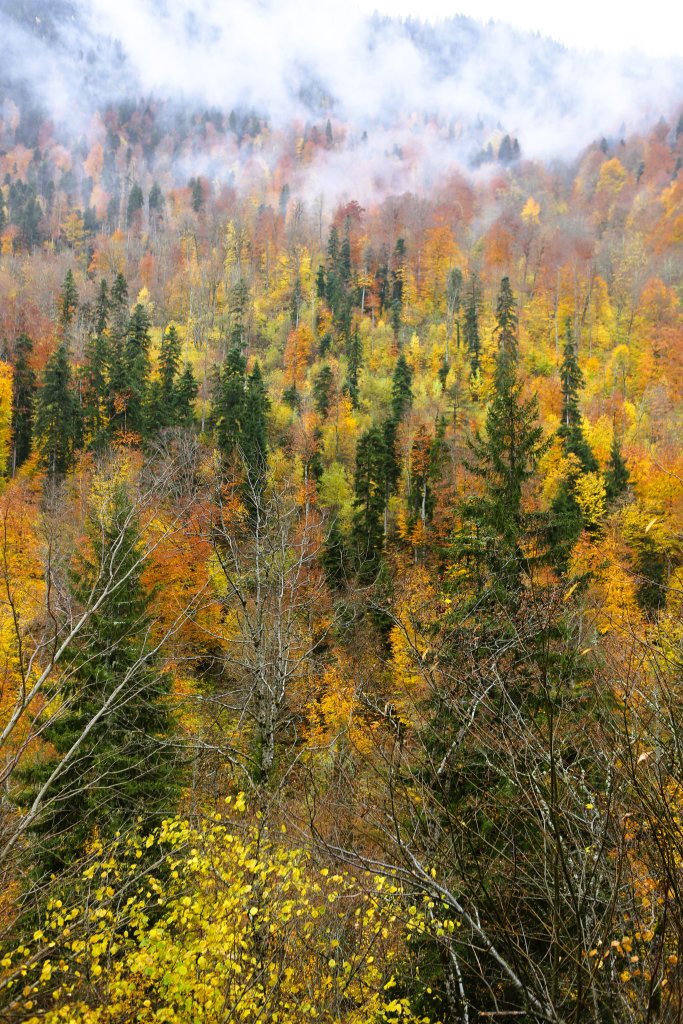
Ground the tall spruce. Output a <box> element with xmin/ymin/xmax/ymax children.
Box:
<box><xmin>458</xmin><ymin>278</ymin><xmax>546</xmax><ymax>596</ymax></box>
<box><xmin>212</xmin><ymin>344</ymin><xmax>247</xmax><ymax>458</ymax></box>
<box><xmin>391</xmin><ymin>352</ymin><xmax>413</xmax><ymax>421</ymax></box>
<box><xmin>463</xmin><ymin>273</ymin><xmax>481</xmax><ymax>376</ymax></box>
<box><xmin>82</xmin><ymin>280</ymin><xmax>110</xmax><ymax>446</ymax></box>
<box><xmin>549</xmin><ymin>319</ymin><xmax>598</xmax><ymax>567</ymax></box>
<box><xmin>35</xmin><ymin>343</ymin><xmax>82</xmax><ymax>477</ymax></box>
<box><xmin>605</xmin><ymin>430</ymin><xmax>630</xmax><ymax>501</ymax></box>
<box><xmin>557</xmin><ymin>317</ymin><xmax>597</xmax><ymax>472</ymax></box>
<box><xmin>17</xmin><ymin>486</ymin><xmax>181</xmax><ymax>881</ymax></box>
<box><xmin>58</xmin><ymin>269</ymin><xmax>78</xmax><ymax>334</ymax></box>
<box><xmin>242</xmin><ymin>361</ymin><xmax>270</xmax><ymax>483</ymax></box>
<box><xmin>10</xmin><ymin>333</ymin><xmax>36</xmax><ymax>473</ymax></box>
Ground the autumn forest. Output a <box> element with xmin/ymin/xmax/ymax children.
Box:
<box><xmin>1</xmin><ymin>3</ymin><xmax>683</xmax><ymax>1022</ymax></box>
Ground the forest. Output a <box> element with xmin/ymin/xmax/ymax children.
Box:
<box><xmin>1</xmin><ymin>10</ymin><xmax>683</xmax><ymax>1019</ymax></box>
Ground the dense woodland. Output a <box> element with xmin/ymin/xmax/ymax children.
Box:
<box><xmin>1</xmin><ymin>69</ymin><xmax>683</xmax><ymax>1023</ymax></box>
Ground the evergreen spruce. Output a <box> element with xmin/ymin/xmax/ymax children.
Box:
<box><xmin>17</xmin><ymin>487</ymin><xmax>181</xmax><ymax>881</ymax></box>
<box><xmin>10</xmin><ymin>333</ymin><xmax>36</xmax><ymax>473</ymax></box>
<box><xmin>549</xmin><ymin>319</ymin><xmax>598</xmax><ymax>567</ymax></box>
<box><xmin>242</xmin><ymin>361</ymin><xmax>270</xmax><ymax>482</ymax></box>
<box><xmin>459</xmin><ymin>281</ymin><xmax>546</xmax><ymax>597</ymax></box>
<box><xmin>81</xmin><ymin>281</ymin><xmax>110</xmax><ymax>446</ymax></box>
<box><xmin>557</xmin><ymin>318</ymin><xmax>597</xmax><ymax>472</ymax></box>
<box><xmin>122</xmin><ymin>304</ymin><xmax>152</xmax><ymax>436</ymax></box>
<box><xmin>344</xmin><ymin>328</ymin><xmax>362</xmax><ymax>409</ymax></box>
<box><xmin>391</xmin><ymin>352</ymin><xmax>413</xmax><ymax>421</ymax></box>
<box><xmin>322</xmin><ymin>518</ymin><xmax>346</xmax><ymax>589</ymax></box>
<box><xmin>313</xmin><ymin>364</ymin><xmax>334</xmax><ymax>419</ymax></box>
<box><xmin>35</xmin><ymin>344</ymin><xmax>82</xmax><ymax>477</ymax></box>
<box><xmin>352</xmin><ymin>425</ymin><xmax>387</xmax><ymax>581</ymax></box>
<box><xmin>463</xmin><ymin>273</ymin><xmax>481</xmax><ymax>376</ymax></box>
<box><xmin>605</xmin><ymin>431</ymin><xmax>630</xmax><ymax>500</ymax></box>
<box><xmin>174</xmin><ymin>363</ymin><xmax>198</xmax><ymax>427</ymax></box>
<box><xmin>58</xmin><ymin>269</ymin><xmax>78</xmax><ymax>333</ymax></box>
<box><xmin>212</xmin><ymin>345</ymin><xmax>246</xmax><ymax>458</ymax></box>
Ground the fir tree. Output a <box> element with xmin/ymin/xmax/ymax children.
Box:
<box><xmin>604</xmin><ymin>431</ymin><xmax>630</xmax><ymax>501</ymax></box>
<box><xmin>463</xmin><ymin>273</ymin><xmax>481</xmax><ymax>376</ymax></box>
<box><xmin>494</xmin><ymin>275</ymin><xmax>518</xmax><ymax>363</ymax></box>
<box><xmin>344</xmin><ymin>328</ymin><xmax>362</xmax><ymax>409</ymax></box>
<box><xmin>242</xmin><ymin>361</ymin><xmax>270</xmax><ymax>480</ymax></box>
<box><xmin>81</xmin><ymin>281</ymin><xmax>110</xmax><ymax>446</ymax></box>
<box><xmin>58</xmin><ymin>269</ymin><xmax>78</xmax><ymax>334</ymax></box>
<box><xmin>174</xmin><ymin>363</ymin><xmax>198</xmax><ymax>427</ymax></box>
<box><xmin>10</xmin><ymin>333</ymin><xmax>36</xmax><ymax>473</ymax></box>
<box><xmin>322</xmin><ymin>518</ymin><xmax>346</xmax><ymax>590</ymax></box>
<box><xmin>459</xmin><ymin>294</ymin><xmax>546</xmax><ymax>597</ymax></box>
<box><xmin>313</xmin><ymin>364</ymin><xmax>334</xmax><ymax>419</ymax></box>
<box><xmin>549</xmin><ymin>319</ymin><xmax>598</xmax><ymax>568</ymax></box>
<box><xmin>122</xmin><ymin>304</ymin><xmax>152</xmax><ymax>436</ymax></box>
<box><xmin>212</xmin><ymin>345</ymin><xmax>246</xmax><ymax>458</ymax></box>
<box><xmin>35</xmin><ymin>343</ymin><xmax>82</xmax><ymax>477</ymax></box>
<box><xmin>126</xmin><ymin>183</ymin><xmax>144</xmax><ymax>226</ymax></box>
<box><xmin>17</xmin><ymin>487</ymin><xmax>181</xmax><ymax>881</ymax></box>
<box><xmin>391</xmin><ymin>352</ymin><xmax>413</xmax><ymax>422</ymax></box>
<box><xmin>557</xmin><ymin>318</ymin><xmax>597</xmax><ymax>472</ymax></box>
<box><xmin>352</xmin><ymin>425</ymin><xmax>387</xmax><ymax>581</ymax></box>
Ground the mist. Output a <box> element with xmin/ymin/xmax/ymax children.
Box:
<box><xmin>2</xmin><ymin>0</ymin><xmax>683</xmax><ymax>204</ymax></box>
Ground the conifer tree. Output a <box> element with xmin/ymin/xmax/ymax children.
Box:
<box><xmin>58</xmin><ymin>269</ymin><xmax>78</xmax><ymax>334</ymax></box>
<box><xmin>35</xmin><ymin>343</ymin><xmax>82</xmax><ymax>477</ymax></box>
<box><xmin>313</xmin><ymin>364</ymin><xmax>334</xmax><ymax>418</ymax></box>
<box><xmin>148</xmin><ymin>325</ymin><xmax>183</xmax><ymax>432</ymax></box>
<box><xmin>557</xmin><ymin>318</ymin><xmax>597</xmax><ymax>472</ymax></box>
<box><xmin>549</xmin><ymin>319</ymin><xmax>598</xmax><ymax>567</ymax></box>
<box><xmin>10</xmin><ymin>333</ymin><xmax>36</xmax><ymax>473</ymax></box>
<box><xmin>212</xmin><ymin>345</ymin><xmax>246</xmax><ymax>458</ymax></box>
<box><xmin>82</xmin><ymin>281</ymin><xmax>110</xmax><ymax>446</ymax></box>
<box><xmin>463</xmin><ymin>273</ymin><xmax>481</xmax><ymax>376</ymax></box>
<box><xmin>390</xmin><ymin>238</ymin><xmax>405</xmax><ymax>336</ymax></box>
<box><xmin>322</xmin><ymin>518</ymin><xmax>347</xmax><ymax>589</ymax></box>
<box><xmin>174</xmin><ymin>362</ymin><xmax>198</xmax><ymax>427</ymax></box>
<box><xmin>391</xmin><ymin>352</ymin><xmax>413</xmax><ymax>421</ymax></box>
<box><xmin>494</xmin><ymin>275</ymin><xmax>518</xmax><ymax>361</ymax></box>
<box><xmin>458</xmin><ymin>280</ymin><xmax>546</xmax><ymax>596</ymax></box>
<box><xmin>604</xmin><ymin>431</ymin><xmax>630</xmax><ymax>501</ymax></box>
<box><xmin>344</xmin><ymin>328</ymin><xmax>362</xmax><ymax>409</ymax></box>
<box><xmin>17</xmin><ymin>486</ymin><xmax>181</xmax><ymax>880</ymax></box>
<box><xmin>242</xmin><ymin>361</ymin><xmax>270</xmax><ymax>483</ymax></box>
<box><xmin>121</xmin><ymin>304</ymin><xmax>152</xmax><ymax>436</ymax></box>
<box><xmin>352</xmin><ymin>427</ymin><xmax>386</xmax><ymax>581</ymax></box>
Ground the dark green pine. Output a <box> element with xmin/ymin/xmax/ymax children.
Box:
<box><xmin>557</xmin><ymin>318</ymin><xmax>597</xmax><ymax>473</ymax></box>
<box><xmin>463</xmin><ymin>273</ymin><xmax>481</xmax><ymax>376</ymax></box>
<box><xmin>35</xmin><ymin>343</ymin><xmax>82</xmax><ymax>477</ymax></box>
<box><xmin>10</xmin><ymin>333</ymin><xmax>37</xmax><ymax>473</ymax></box>
<box><xmin>313</xmin><ymin>364</ymin><xmax>334</xmax><ymax>419</ymax></box>
<box><xmin>352</xmin><ymin>424</ymin><xmax>393</xmax><ymax>581</ymax></box>
<box><xmin>391</xmin><ymin>351</ymin><xmax>414</xmax><ymax>421</ymax></box>
<box><xmin>212</xmin><ymin>345</ymin><xmax>246</xmax><ymax>459</ymax></box>
<box><xmin>242</xmin><ymin>361</ymin><xmax>270</xmax><ymax>481</ymax></box>
<box><xmin>459</xmin><ymin>284</ymin><xmax>547</xmax><ymax>597</ymax></box>
<box><xmin>58</xmin><ymin>269</ymin><xmax>78</xmax><ymax>333</ymax></box>
<box><xmin>604</xmin><ymin>432</ymin><xmax>630</xmax><ymax>501</ymax></box>
<box><xmin>16</xmin><ymin>488</ymin><xmax>182</xmax><ymax>881</ymax></box>
<box><xmin>122</xmin><ymin>304</ymin><xmax>152</xmax><ymax>436</ymax></box>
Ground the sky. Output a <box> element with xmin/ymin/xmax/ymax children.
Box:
<box><xmin>355</xmin><ymin>0</ymin><xmax>683</xmax><ymax>57</ymax></box>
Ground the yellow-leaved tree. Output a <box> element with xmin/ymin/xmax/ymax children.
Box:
<box><xmin>1</xmin><ymin>802</ymin><xmax>429</xmax><ymax>1024</ymax></box>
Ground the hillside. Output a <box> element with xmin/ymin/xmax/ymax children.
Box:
<box><xmin>1</xmin><ymin>4</ymin><xmax>683</xmax><ymax>1023</ymax></box>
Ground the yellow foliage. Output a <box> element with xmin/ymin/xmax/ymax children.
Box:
<box><xmin>2</xmin><ymin>816</ymin><xmax>428</xmax><ymax>1024</ymax></box>
<box><xmin>0</xmin><ymin>360</ymin><xmax>12</xmax><ymax>479</ymax></box>
<box><xmin>574</xmin><ymin>472</ymin><xmax>607</xmax><ymax>526</ymax></box>
<box><xmin>521</xmin><ymin>196</ymin><xmax>540</xmax><ymax>223</ymax></box>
